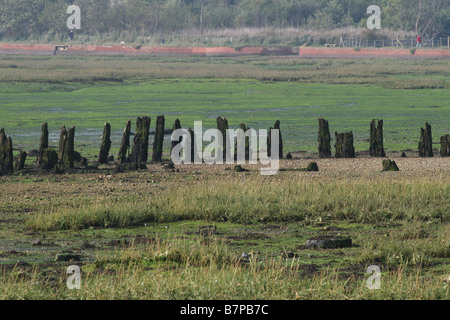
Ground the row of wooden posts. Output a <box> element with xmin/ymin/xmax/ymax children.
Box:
<box><xmin>318</xmin><ymin>119</ymin><xmax>450</xmax><ymax>159</ymax></box>
<box><xmin>0</xmin><ymin>117</ymin><xmax>449</xmax><ymax>175</ymax></box>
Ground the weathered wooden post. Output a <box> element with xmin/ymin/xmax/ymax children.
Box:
<box><xmin>268</xmin><ymin>120</ymin><xmax>283</xmax><ymax>158</ymax></box>
<box><xmin>131</xmin><ymin>116</ymin><xmax>151</xmax><ymax>164</ymax></box>
<box><xmin>0</xmin><ymin>128</ymin><xmax>14</xmax><ymax>174</ymax></box>
<box><xmin>58</xmin><ymin>126</ymin><xmax>75</xmax><ymax>170</ymax></box>
<box><xmin>235</xmin><ymin>123</ymin><xmax>250</xmax><ymax>161</ymax></box>
<box><xmin>418</xmin><ymin>122</ymin><xmax>433</xmax><ymax>157</ymax></box>
<box><xmin>41</xmin><ymin>148</ymin><xmax>58</xmax><ymax>170</ymax></box>
<box><xmin>335</xmin><ymin>131</ymin><xmax>355</xmax><ymax>158</ymax></box>
<box><xmin>217</xmin><ymin>116</ymin><xmax>228</xmax><ymax>159</ymax></box>
<box><xmin>152</xmin><ymin>115</ymin><xmax>165</xmax><ymax>162</ymax></box>
<box><xmin>171</xmin><ymin>119</ymin><xmax>182</xmax><ymax>153</ymax></box>
<box><xmin>440</xmin><ymin>134</ymin><xmax>450</xmax><ymax>157</ymax></box>
<box><xmin>98</xmin><ymin>123</ymin><xmax>112</xmax><ymax>164</ymax></box>
<box><xmin>188</xmin><ymin>128</ymin><xmax>195</xmax><ymax>163</ymax></box>
<box><xmin>39</xmin><ymin>123</ymin><xmax>49</xmax><ymax>157</ymax></box>
<box><xmin>318</xmin><ymin>118</ymin><xmax>331</xmax><ymax>158</ymax></box>
<box><xmin>369</xmin><ymin>119</ymin><xmax>385</xmax><ymax>157</ymax></box>
<box><xmin>118</xmin><ymin>120</ymin><xmax>132</xmax><ymax>164</ymax></box>
<box><xmin>274</xmin><ymin>120</ymin><xmax>283</xmax><ymax>158</ymax></box>
<box><xmin>15</xmin><ymin>151</ymin><xmax>27</xmax><ymax>171</ymax></box>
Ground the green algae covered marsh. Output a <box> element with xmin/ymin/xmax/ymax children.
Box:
<box><xmin>0</xmin><ymin>55</ymin><xmax>448</xmax><ymax>158</ymax></box>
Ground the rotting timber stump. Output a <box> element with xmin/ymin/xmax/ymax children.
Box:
<box><xmin>236</xmin><ymin>123</ymin><xmax>250</xmax><ymax>161</ymax></box>
<box><xmin>217</xmin><ymin>116</ymin><xmax>229</xmax><ymax>160</ymax></box>
<box><xmin>171</xmin><ymin>119</ymin><xmax>182</xmax><ymax>153</ymax></box>
<box><xmin>440</xmin><ymin>134</ymin><xmax>450</xmax><ymax>157</ymax></box>
<box><xmin>418</xmin><ymin>122</ymin><xmax>433</xmax><ymax>157</ymax></box>
<box><xmin>118</xmin><ymin>120</ymin><xmax>132</xmax><ymax>164</ymax></box>
<box><xmin>268</xmin><ymin>120</ymin><xmax>283</xmax><ymax>158</ymax></box>
<box><xmin>39</xmin><ymin>122</ymin><xmax>49</xmax><ymax>158</ymax></box>
<box><xmin>335</xmin><ymin>131</ymin><xmax>355</xmax><ymax>158</ymax></box>
<box><xmin>306</xmin><ymin>162</ymin><xmax>319</xmax><ymax>172</ymax></box>
<box><xmin>152</xmin><ymin>115</ymin><xmax>165</xmax><ymax>162</ymax></box>
<box><xmin>318</xmin><ymin>118</ymin><xmax>331</xmax><ymax>158</ymax></box>
<box><xmin>15</xmin><ymin>151</ymin><xmax>27</xmax><ymax>171</ymax></box>
<box><xmin>58</xmin><ymin>126</ymin><xmax>75</xmax><ymax>170</ymax></box>
<box><xmin>370</xmin><ymin>119</ymin><xmax>385</xmax><ymax>157</ymax></box>
<box><xmin>41</xmin><ymin>148</ymin><xmax>58</xmax><ymax>170</ymax></box>
<box><xmin>382</xmin><ymin>159</ymin><xmax>399</xmax><ymax>171</ymax></box>
<box><xmin>0</xmin><ymin>128</ymin><xmax>14</xmax><ymax>175</ymax></box>
<box><xmin>98</xmin><ymin>123</ymin><xmax>112</xmax><ymax>165</ymax></box>
<box><xmin>130</xmin><ymin>116</ymin><xmax>151</xmax><ymax>164</ymax></box>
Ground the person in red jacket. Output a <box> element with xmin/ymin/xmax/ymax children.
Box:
<box><xmin>416</xmin><ymin>35</ymin><xmax>422</xmax><ymax>47</ymax></box>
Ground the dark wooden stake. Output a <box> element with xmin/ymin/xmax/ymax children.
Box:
<box><xmin>237</xmin><ymin>123</ymin><xmax>250</xmax><ymax>161</ymax></box>
<box><xmin>188</xmin><ymin>128</ymin><xmax>195</xmax><ymax>162</ymax></box>
<box><xmin>171</xmin><ymin>119</ymin><xmax>182</xmax><ymax>153</ymax></box>
<box><xmin>217</xmin><ymin>116</ymin><xmax>228</xmax><ymax>159</ymax></box>
<box><xmin>440</xmin><ymin>134</ymin><xmax>450</xmax><ymax>157</ymax></box>
<box><xmin>0</xmin><ymin>128</ymin><xmax>14</xmax><ymax>175</ymax></box>
<box><xmin>152</xmin><ymin>115</ymin><xmax>165</xmax><ymax>162</ymax></box>
<box><xmin>318</xmin><ymin>118</ymin><xmax>331</xmax><ymax>158</ymax></box>
<box><xmin>369</xmin><ymin>119</ymin><xmax>385</xmax><ymax>157</ymax></box>
<box><xmin>335</xmin><ymin>131</ymin><xmax>355</xmax><ymax>158</ymax></box>
<box><xmin>58</xmin><ymin>126</ymin><xmax>75</xmax><ymax>170</ymax></box>
<box><xmin>98</xmin><ymin>123</ymin><xmax>112</xmax><ymax>164</ymax></box>
<box><xmin>418</xmin><ymin>122</ymin><xmax>433</xmax><ymax>157</ymax></box>
<box><xmin>39</xmin><ymin>122</ymin><xmax>49</xmax><ymax>157</ymax></box>
<box><xmin>15</xmin><ymin>151</ymin><xmax>27</xmax><ymax>171</ymax></box>
<box><xmin>41</xmin><ymin>148</ymin><xmax>58</xmax><ymax>170</ymax></box>
<box><xmin>131</xmin><ymin>116</ymin><xmax>151</xmax><ymax>164</ymax></box>
<box><xmin>268</xmin><ymin>120</ymin><xmax>283</xmax><ymax>158</ymax></box>
<box><xmin>118</xmin><ymin>120</ymin><xmax>132</xmax><ymax>164</ymax></box>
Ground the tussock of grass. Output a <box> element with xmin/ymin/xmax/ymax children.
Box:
<box><xmin>27</xmin><ymin>176</ymin><xmax>450</xmax><ymax>231</ymax></box>
<box><xmin>1</xmin><ymin>235</ymin><xmax>448</xmax><ymax>300</ymax></box>
<box><xmin>356</xmin><ymin>223</ymin><xmax>450</xmax><ymax>266</ymax></box>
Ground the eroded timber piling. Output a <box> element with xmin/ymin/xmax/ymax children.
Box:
<box><xmin>369</xmin><ymin>119</ymin><xmax>385</xmax><ymax>157</ymax></box>
<box><xmin>98</xmin><ymin>123</ymin><xmax>112</xmax><ymax>165</ymax></box>
<box><xmin>217</xmin><ymin>116</ymin><xmax>228</xmax><ymax>159</ymax></box>
<box><xmin>152</xmin><ymin>115</ymin><xmax>165</xmax><ymax>162</ymax></box>
<box><xmin>418</xmin><ymin>122</ymin><xmax>433</xmax><ymax>157</ymax></box>
<box><xmin>318</xmin><ymin>118</ymin><xmax>331</xmax><ymax>158</ymax></box>
<box><xmin>440</xmin><ymin>134</ymin><xmax>450</xmax><ymax>157</ymax></box>
<box><xmin>41</xmin><ymin>148</ymin><xmax>58</xmax><ymax>170</ymax></box>
<box><xmin>58</xmin><ymin>126</ymin><xmax>75</xmax><ymax>170</ymax></box>
<box><xmin>335</xmin><ymin>131</ymin><xmax>355</xmax><ymax>158</ymax></box>
<box><xmin>0</xmin><ymin>128</ymin><xmax>14</xmax><ymax>175</ymax></box>
<box><xmin>131</xmin><ymin>116</ymin><xmax>151</xmax><ymax>164</ymax></box>
<box><xmin>236</xmin><ymin>123</ymin><xmax>250</xmax><ymax>161</ymax></box>
<box><xmin>118</xmin><ymin>120</ymin><xmax>132</xmax><ymax>164</ymax></box>
<box><xmin>268</xmin><ymin>120</ymin><xmax>283</xmax><ymax>158</ymax></box>
<box><xmin>15</xmin><ymin>151</ymin><xmax>27</xmax><ymax>171</ymax></box>
<box><xmin>171</xmin><ymin>119</ymin><xmax>182</xmax><ymax>153</ymax></box>
<box><xmin>39</xmin><ymin>123</ymin><xmax>49</xmax><ymax>157</ymax></box>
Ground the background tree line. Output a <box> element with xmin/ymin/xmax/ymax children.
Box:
<box><xmin>0</xmin><ymin>0</ymin><xmax>448</xmax><ymax>41</ymax></box>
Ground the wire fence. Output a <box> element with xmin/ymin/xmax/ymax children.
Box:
<box><xmin>339</xmin><ymin>37</ymin><xmax>450</xmax><ymax>48</ymax></box>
